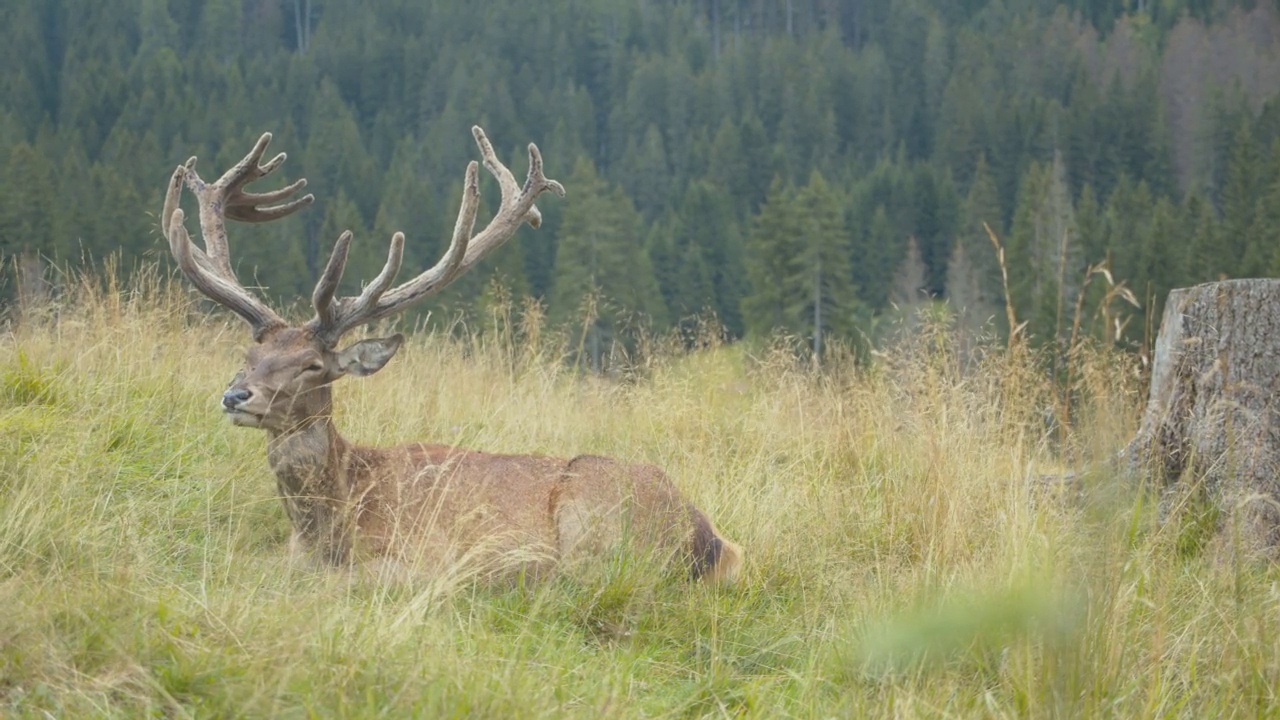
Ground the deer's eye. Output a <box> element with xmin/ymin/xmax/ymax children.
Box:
<box><xmin>304</xmin><ymin>362</ymin><xmax>324</xmax><ymax>373</ymax></box>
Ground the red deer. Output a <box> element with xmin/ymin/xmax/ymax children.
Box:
<box><xmin>160</xmin><ymin>128</ymin><xmax>742</xmax><ymax>584</ymax></box>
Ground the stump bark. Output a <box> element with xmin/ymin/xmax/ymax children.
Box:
<box><xmin>1124</xmin><ymin>279</ymin><xmax>1280</xmax><ymax>557</ymax></box>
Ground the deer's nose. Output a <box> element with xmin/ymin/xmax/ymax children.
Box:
<box><xmin>222</xmin><ymin>388</ymin><xmax>253</xmax><ymax>409</ymax></box>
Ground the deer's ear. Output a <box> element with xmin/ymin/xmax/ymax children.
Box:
<box><xmin>335</xmin><ymin>334</ymin><xmax>404</xmax><ymax>377</ymax></box>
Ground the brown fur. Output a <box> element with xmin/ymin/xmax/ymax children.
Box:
<box><xmin>229</xmin><ymin>327</ymin><xmax>742</xmax><ymax>584</ymax></box>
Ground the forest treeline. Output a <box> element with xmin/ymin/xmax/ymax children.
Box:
<box><xmin>2</xmin><ymin>0</ymin><xmax>1280</xmax><ymax>356</ymax></box>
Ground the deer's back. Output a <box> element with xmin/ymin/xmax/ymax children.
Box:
<box><xmin>346</xmin><ymin>445</ymin><xmax>707</xmax><ymax>577</ymax></box>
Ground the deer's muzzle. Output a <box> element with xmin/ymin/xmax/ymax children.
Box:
<box><xmin>222</xmin><ymin>388</ymin><xmax>252</xmax><ymax>409</ymax></box>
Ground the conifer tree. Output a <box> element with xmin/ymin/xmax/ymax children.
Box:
<box><xmin>742</xmin><ymin>177</ymin><xmax>805</xmax><ymax>339</ymax></box>
<box><xmin>949</xmin><ymin>154</ymin><xmax>1004</xmax><ymax>330</ymax></box>
<box><xmin>619</xmin><ymin>124</ymin><xmax>672</xmax><ymax>221</ymax></box>
<box><xmin>708</xmin><ymin>118</ymin><xmax>750</xmax><ymax>215</ymax></box>
<box><xmin>945</xmin><ymin>235</ymin><xmax>991</xmax><ymax>335</ymax></box>
<box><xmin>738</xmin><ymin>114</ymin><xmax>774</xmax><ymax>212</ymax></box>
<box><xmin>1220</xmin><ymin>120</ymin><xmax>1260</xmax><ymax>277</ymax></box>
<box><xmin>5</xmin><ymin>0</ymin><xmax>1280</xmax><ymax>344</ymax></box>
<box><xmin>302</xmin><ymin>80</ymin><xmax>378</xmax><ymax>273</ymax></box>
<box><xmin>646</xmin><ymin>212</ymin><xmax>685</xmax><ymax>321</ymax></box>
<box><xmin>1005</xmin><ymin>161</ymin><xmax>1046</xmax><ymax>337</ymax></box>
<box><xmin>1248</xmin><ymin>139</ymin><xmax>1280</xmax><ymax>277</ymax></box>
<box><xmin>742</xmin><ymin>172</ymin><xmax>858</xmax><ymax>353</ymax></box>
<box><xmin>549</xmin><ymin>157</ymin><xmax>667</xmax><ymax>367</ymax></box>
<box><xmin>1138</xmin><ymin>197</ymin><xmax>1184</xmax><ymax>323</ymax></box>
<box><xmin>1102</xmin><ymin>176</ymin><xmax>1155</xmax><ymax>343</ymax></box>
<box><xmin>314</xmin><ymin>188</ymin><xmax>367</xmax><ymax>293</ymax></box>
<box><xmin>848</xmin><ymin>158</ymin><xmax>912</xmax><ymax>309</ymax></box>
<box><xmin>0</xmin><ymin>144</ymin><xmax>55</xmax><ymax>263</ymax></box>
<box><xmin>1006</xmin><ymin>153</ymin><xmax>1081</xmax><ymax>345</ymax></box>
<box><xmin>50</xmin><ymin>133</ymin><xmax>94</xmax><ymax>262</ymax></box>
<box><xmin>796</xmin><ymin>170</ymin><xmax>859</xmax><ymax>356</ymax></box>
<box><xmin>1184</xmin><ymin>193</ymin><xmax>1221</xmax><ymax>284</ymax></box>
<box><xmin>1072</xmin><ymin>182</ymin><xmax>1111</xmax><ymax>337</ymax></box>
<box><xmin>891</xmin><ymin>235</ymin><xmax>928</xmax><ymax>309</ymax></box>
<box><xmin>1075</xmin><ymin>183</ymin><xmax>1105</xmax><ymax>268</ymax></box>
<box><xmin>86</xmin><ymin>162</ymin><xmax>149</xmax><ymax>270</ymax></box>
<box><xmin>909</xmin><ymin>164</ymin><xmax>959</xmax><ymax>295</ymax></box>
<box><xmin>856</xmin><ymin>204</ymin><xmax>902</xmax><ymax>310</ymax></box>
<box><xmin>1101</xmin><ymin>174</ymin><xmax>1134</xmax><ymax>273</ymax></box>
<box><xmin>676</xmin><ymin>180</ymin><xmax>746</xmax><ymax>335</ymax></box>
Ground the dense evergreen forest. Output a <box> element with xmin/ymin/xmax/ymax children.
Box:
<box><xmin>2</xmin><ymin>0</ymin><xmax>1280</xmax><ymax>355</ymax></box>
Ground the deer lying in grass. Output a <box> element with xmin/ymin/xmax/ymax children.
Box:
<box><xmin>161</xmin><ymin>128</ymin><xmax>742</xmax><ymax>584</ymax></box>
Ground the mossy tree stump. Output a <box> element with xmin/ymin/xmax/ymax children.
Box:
<box><xmin>1124</xmin><ymin>279</ymin><xmax>1280</xmax><ymax>557</ymax></box>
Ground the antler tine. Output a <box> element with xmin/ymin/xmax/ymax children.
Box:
<box><xmin>472</xmin><ymin>126</ymin><xmax>521</xmax><ymax>207</ymax></box>
<box><xmin>217</xmin><ymin>132</ymin><xmax>279</xmax><ymax>192</ymax></box>
<box><xmin>163</xmin><ymin>163</ymin><xmax>186</xmax><ymax>237</ymax></box>
<box><xmin>459</xmin><ymin>128</ymin><xmax>565</xmax><ymax>266</ymax></box>
<box><xmin>309</xmin><ymin>161</ymin><xmax>481</xmax><ymax>343</ymax></box>
<box><xmin>178</xmin><ymin>155</ymin><xmax>235</xmax><ymax>280</ymax></box>
<box><xmin>164</xmin><ymin>192</ymin><xmax>285</xmax><ymax>341</ymax></box>
<box><xmin>305</xmin><ymin>127</ymin><xmax>560</xmax><ymax>344</ymax></box>
<box><xmin>179</xmin><ymin>134</ymin><xmax>315</xmax><ymax>279</ymax></box>
<box><xmin>312</xmin><ymin>230</ymin><xmax>354</xmax><ymax>330</ymax></box>
<box><xmin>343</xmin><ymin>232</ymin><xmax>406</xmax><ymax>320</ymax></box>
<box><xmin>163</xmin><ymin>135</ymin><xmax>307</xmax><ymax>341</ymax></box>
<box><xmin>164</xmin><ymin>164</ymin><xmax>222</xmax><ymax>277</ymax></box>
<box><xmin>227</xmin><ymin>177</ymin><xmax>312</xmax><ymax>222</ymax></box>
<box><xmin>217</xmin><ymin>134</ymin><xmax>315</xmax><ymax>224</ymax></box>
<box><xmin>520</xmin><ymin>142</ymin><xmax>567</xmax><ymax>229</ymax></box>
<box><xmin>438</xmin><ymin>160</ymin><xmax>483</xmax><ymax>282</ymax></box>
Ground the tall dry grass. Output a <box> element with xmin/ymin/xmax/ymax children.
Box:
<box><xmin>1</xmin><ymin>268</ymin><xmax>1278</xmax><ymax>718</ymax></box>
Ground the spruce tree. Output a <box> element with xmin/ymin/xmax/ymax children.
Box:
<box><xmin>0</xmin><ymin>144</ymin><xmax>55</xmax><ymax>263</ymax></box>
<box><xmin>1138</xmin><ymin>197</ymin><xmax>1184</xmax><ymax>324</ymax></box>
<box><xmin>1247</xmin><ymin>139</ymin><xmax>1280</xmax><ymax>278</ymax></box>
<box><xmin>646</xmin><ymin>212</ymin><xmax>685</xmax><ymax>321</ymax></box>
<box><xmin>1075</xmin><ymin>183</ymin><xmax>1105</xmax><ymax>268</ymax></box>
<box><xmin>742</xmin><ymin>172</ymin><xmax>859</xmax><ymax>354</ymax></box>
<box><xmin>1184</xmin><ymin>193</ymin><xmax>1221</xmax><ymax>284</ymax></box>
<box><xmin>945</xmin><ymin>234</ymin><xmax>993</xmax><ymax>335</ymax></box>
<box><xmin>1102</xmin><ymin>176</ymin><xmax>1148</xmax><ymax>287</ymax></box>
<box><xmin>7</xmin><ymin>0</ymin><xmax>1280</xmax><ymax>337</ymax></box>
<box><xmin>1005</xmin><ymin>161</ymin><xmax>1046</xmax><ymax>338</ymax></box>
<box><xmin>1006</xmin><ymin>153</ymin><xmax>1081</xmax><ymax>345</ymax></box>
<box><xmin>1102</xmin><ymin>176</ymin><xmax>1156</xmax><ymax>343</ymax></box>
<box><xmin>741</xmin><ymin>177</ymin><xmax>805</xmax><ymax>340</ymax></box>
<box><xmin>676</xmin><ymin>180</ymin><xmax>746</xmax><ymax>336</ymax></box>
<box><xmin>955</xmin><ymin>153</ymin><xmax>1003</xmax><ymax>311</ymax></box>
<box><xmin>549</xmin><ymin>157</ymin><xmax>667</xmax><ymax>366</ymax></box>
<box><xmin>1220</xmin><ymin>120</ymin><xmax>1260</xmax><ymax>277</ymax></box>
<box><xmin>796</xmin><ymin>170</ymin><xmax>859</xmax><ymax>356</ymax></box>
<box><xmin>708</xmin><ymin>117</ymin><xmax>751</xmax><ymax>215</ymax></box>
<box><xmin>618</xmin><ymin>124</ymin><xmax>671</xmax><ymax>221</ymax></box>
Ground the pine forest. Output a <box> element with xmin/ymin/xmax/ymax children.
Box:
<box><xmin>3</xmin><ymin>0</ymin><xmax>1280</xmax><ymax>356</ymax></box>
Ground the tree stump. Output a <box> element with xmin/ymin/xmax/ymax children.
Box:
<box><xmin>1124</xmin><ymin>279</ymin><xmax>1280</xmax><ymax>557</ymax></box>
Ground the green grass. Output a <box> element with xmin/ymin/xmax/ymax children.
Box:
<box><xmin>2</xmin><ymin>274</ymin><xmax>1279</xmax><ymax>717</ymax></box>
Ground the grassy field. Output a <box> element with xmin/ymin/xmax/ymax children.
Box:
<box><xmin>2</xmin><ymin>273</ymin><xmax>1279</xmax><ymax>718</ymax></box>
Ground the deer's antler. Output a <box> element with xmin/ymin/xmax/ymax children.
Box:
<box><xmin>307</xmin><ymin>126</ymin><xmax>564</xmax><ymax>345</ymax></box>
<box><xmin>162</xmin><ymin>133</ymin><xmax>314</xmax><ymax>341</ymax></box>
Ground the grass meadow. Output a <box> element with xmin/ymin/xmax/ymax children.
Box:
<box><xmin>2</xmin><ymin>270</ymin><xmax>1279</xmax><ymax>718</ymax></box>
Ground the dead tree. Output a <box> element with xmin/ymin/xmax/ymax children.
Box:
<box><xmin>1124</xmin><ymin>279</ymin><xmax>1280</xmax><ymax>557</ymax></box>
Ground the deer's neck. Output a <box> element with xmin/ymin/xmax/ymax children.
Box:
<box><xmin>265</xmin><ymin>416</ymin><xmax>354</xmax><ymax>563</ymax></box>
<box><xmin>266</xmin><ymin>417</ymin><xmax>346</xmax><ymax>492</ymax></box>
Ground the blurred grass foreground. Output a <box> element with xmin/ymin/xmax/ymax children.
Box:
<box><xmin>2</xmin><ymin>267</ymin><xmax>1279</xmax><ymax>718</ymax></box>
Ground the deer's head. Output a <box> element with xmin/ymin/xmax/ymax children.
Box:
<box><xmin>220</xmin><ymin>328</ymin><xmax>402</xmax><ymax>431</ymax></box>
<box><xmin>161</xmin><ymin>129</ymin><xmax>563</xmax><ymax>433</ymax></box>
